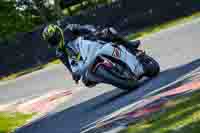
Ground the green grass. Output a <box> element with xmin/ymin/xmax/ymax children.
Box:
<box><xmin>126</xmin><ymin>12</ymin><xmax>200</xmax><ymax>40</ymax></box>
<box><xmin>63</xmin><ymin>0</ymin><xmax>113</xmax><ymax>16</ymax></box>
<box><xmin>0</xmin><ymin>112</ymin><xmax>34</xmax><ymax>133</ymax></box>
<box><xmin>121</xmin><ymin>91</ymin><xmax>200</xmax><ymax>133</ymax></box>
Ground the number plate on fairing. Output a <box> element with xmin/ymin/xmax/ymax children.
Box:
<box><xmin>112</xmin><ymin>47</ymin><xmax>121</xmax><ymax>58</ymax></box>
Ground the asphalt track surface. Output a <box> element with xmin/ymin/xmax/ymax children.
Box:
<box><xmin>1</xmin><ymin>19</ymin><xmax>200</xmax><ymax>133</ymax></box>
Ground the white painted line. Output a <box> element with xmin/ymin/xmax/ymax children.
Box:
<box><xmin>104</xmin><ymin>126</ymin><xmax>127</xmax><ymax>133</ymax></box>
<box><xmin>83</xmin><ymin>67</ymin><xmax>200</xmax><ymax>131</ymax></box>
<box><xmin>144</xmin><ymin>67</ymin><xmax>200</xmax><ymax>97</ymax></box>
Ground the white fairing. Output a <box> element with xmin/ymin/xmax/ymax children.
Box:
<box><xmin>69</xmin><ymin>37</ymin><xmax>144</xmax><ymax>79</ymax></box>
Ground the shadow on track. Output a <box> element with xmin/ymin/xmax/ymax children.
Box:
<box><xmin>82</xmin><ymin>58</ymin><xmax>200</xmax><ymax>111</ymax></box>
<box><xmin>142</xmin><ymin>58</ymin><xmax>200</xmax><ymax>95</ymax></box>
<box><xmin>15</xmin><ymin>59</ymin><xmax>200</xmax><ymax>133</ymax></box>
<box><xmin>87</xmin><ymin>78</ymin><xmax>151</xmax><ymax>111</ymax></box>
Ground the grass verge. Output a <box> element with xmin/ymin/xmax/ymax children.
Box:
<box><xmin>1</xmin><ymin>12</ymin><xmax>200</xmax><ymax>81</ymax></box>
<box><xmin>0</xmin><ymin>112</ymin><xmax>34</xmax><ymax>133</ymax></box>
<box><xmin>126</xmin><ymin>12</ymin><xmax>200</xmax><ymax>40</ymax></box>
<box><xmin>62</xmin><ymin>0</ymin><xmax>113</xmax><ymax>16</ymax></box>
<box><xmin>0</xmin><ymin>59</ymin><xmax>61</xmax><ymax>81</ymax></box>
<box><xmin>120</xmin><ymin>91</ymin><xmax>200</xmax><ymax>133</ymax></box>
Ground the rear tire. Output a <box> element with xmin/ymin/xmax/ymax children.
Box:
<box><xmin>141</xmin><ymin>55</ymin><xmax>160</xmax><ymax>78</ymax></box>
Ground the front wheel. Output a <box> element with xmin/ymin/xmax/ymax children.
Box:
<box><xmin>94</xmin><ymin>65</ymin><xmax>138</xmax><ymax>90</ymax></box>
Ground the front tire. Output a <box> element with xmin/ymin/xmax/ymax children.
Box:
<box><xmin>94</xmin><ymin>65</ymin><xmax>138</xmax><ymax>90</ymax></box>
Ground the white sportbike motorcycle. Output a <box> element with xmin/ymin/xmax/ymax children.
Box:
<box><xmin>81</xmin><ymin>39</ymin><xmax>160</xmax><ymax>90</ymax></box>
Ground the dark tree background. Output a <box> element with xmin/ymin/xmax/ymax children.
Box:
<box><xmin>0</xmin><ymin>0</ymin><xmax>199</xmax><ymax>78</ymax></box>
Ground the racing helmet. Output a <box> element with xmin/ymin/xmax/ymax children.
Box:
<box><xmin>42</xmin><ymin>24</ymin><xmax>64</xmax><ymax>48</ymax></box>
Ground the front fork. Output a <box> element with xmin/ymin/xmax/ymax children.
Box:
<box><xmin>81</xmin><ymin>56</ymin><xmax>112</xmax><ymax>86</ymax></box>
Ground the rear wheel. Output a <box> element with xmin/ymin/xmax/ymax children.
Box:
<box><xmin>140</xmin><ymin>55</ymin><xmax>160</xmax><ymax>78</ymax></box>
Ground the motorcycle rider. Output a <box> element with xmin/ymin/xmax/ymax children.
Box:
<box><xmin>42</xmin><ymin>23</ymin><xmax>144</xmax><ymax>87</ymax></box>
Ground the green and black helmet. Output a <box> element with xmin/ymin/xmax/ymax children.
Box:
<box><xmin>42</xmin><ymin>24</ymin><xmax>64</xmax><ymax>48</ymax></box>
